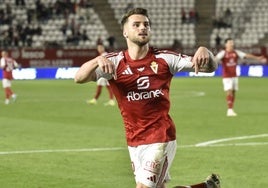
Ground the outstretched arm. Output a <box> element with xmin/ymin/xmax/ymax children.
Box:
<box><xmin>74</xmin><ymin>56</ymin><xmax>116</xmax><ymax>84</ymax></box>
<box><xmin>191</xmin><ymin>47</ymin><xmax>218</xmax><ymax>74</ymax></box>
<box><xmin>14</xmin><ymin>60</ymin><xmax>20</xmax><ymax>69</ymax></box>
<box><xmin>245</xmin><ymin>53</ymin><xmax>267</xmax><ymax>63</ymax></box>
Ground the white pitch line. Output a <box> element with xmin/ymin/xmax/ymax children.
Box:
<box><xmin>201</xmin><ymin>142</ymin><xmax>268</xmax><ymax>147</ymax></box>
<box><xmin>0</xmin><ymin>147</ymin><xmax>125</xmax><ymax>155</ymax></box>
<box><xmin>0</xmin><ymin>134</ymin><xmax>267</xmax><ymax>155</ymax></box>
<box><xmin>195</xmin><ymin>134</ymin><xmax>268</xmax><ymax>147</ymax></box>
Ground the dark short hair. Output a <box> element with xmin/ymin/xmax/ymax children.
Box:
<box><xmin>120</xmin><ymin>8</ymin><xmax>150</xmax><ymax>30</ymax></box>
<box><xmin>224</xmin><ymin>37</ymin><xmax>233</xmax><ymax>44</ymax></box>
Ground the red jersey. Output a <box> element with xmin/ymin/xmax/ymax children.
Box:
<box><xmin>0</xmin><ymin>56</ymin><xmax>19</xmax><ymax>80</ymax></box>
<box><xmin>96</xmin><ymin>48</ymin><xmax>193</xmax><ymax>146</ymax></box>
<box><xmin>216</xmin><ymin>49</ymin><xmax>246</xmax><ymax>78</ymax></box>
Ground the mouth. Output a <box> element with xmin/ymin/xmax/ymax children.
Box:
<box><xmin>138</xmin><ymin>33</ymin><xmax>148</xmax><ymax>36</ymax></box>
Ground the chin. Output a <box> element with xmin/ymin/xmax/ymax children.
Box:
<box><xmin>139</xmin><ymin>39</ymin><xmax>150</xmax><ymax>46</ymax></box>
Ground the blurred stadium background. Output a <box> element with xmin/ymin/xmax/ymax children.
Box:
<box><xmin>0</xmin><ymin>0</ymin><xmax>267</xmax><ymax>75</ymax></box>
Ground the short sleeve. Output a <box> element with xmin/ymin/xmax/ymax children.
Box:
<box><xmin>156</xmin><ymin>53</ymin><xmax>193</xmax><ymax>74</ymax></box>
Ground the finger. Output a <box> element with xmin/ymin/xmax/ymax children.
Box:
<box><xmin>98</xmin><ymin>61</ymin><xmax>107</xmax><ymax>73</ymax></box>
<box><xmin>110</xmin><ymin>63</ymin><xmax>117</xmax><ymax>80</ymax></box>
<box><xmin>195</xmin><ymin>61</ymin><xmax>199</xmax><ymax>74</ymax></box>
<box><xmin>106</xmin><ymin>61</ymin><xmax>117</xmax><ymax>80</ymax></box>
<box><xmin>103</xmin><ymin>65</ymin><xmax>109</xmax><ymax>73</ymax></box>
<box><xmin>202</xmin><ymin>59</ymin><xmax>209</xmax><ymax>68</ymax></box>
<box><xmin>100</xmin><ymin>61</ymin><xmax>112</xmax><ymax>74</ymax></box>
<box><xmin>112</xmin><ymin>73</ymin><xmax>117</xmax><ymax>80</ymax></box>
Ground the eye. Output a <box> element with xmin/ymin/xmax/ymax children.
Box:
<box><xmin>144</xmin><ymin>22</ymin><xmax>150</xmax><ymax>28</ymax></box>
<box><xmin>133</xmin><ymin>23</ymin><xmax>139</xmax><ymax>27</ymax></box>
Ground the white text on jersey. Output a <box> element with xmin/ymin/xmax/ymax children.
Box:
<box><xmin>126</xmin><ymin>89</ymin><xmax>164</xmax><ymax>101</ymax></box>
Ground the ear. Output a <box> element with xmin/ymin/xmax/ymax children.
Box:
<box><xmin>123</xmin><ymin>31</ymin><xmax>128</xmax><ymax>38</ymax></box>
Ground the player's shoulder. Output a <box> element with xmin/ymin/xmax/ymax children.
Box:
<box><xmin>234</xmin><ymin>49</ymin><xmax>245</xmax><ymax>54</ymax></box>
<box><xmin>105</xmin><ymin>51</ymin><xmax>125</xmax><ymax>65</ymax></box>
<box><xmin>104</xmin><ymin>51</ymin><xmax>120</xmax><ymax>58</ymax></box>
<box><xmin>216</xmin><ymin>49</ymin><xmax>226</xmax><ymax>56</ymax></box>
<box><xmin>152</xmin><ymin>47</ymin><xmax>180</xmax><ymax>56</ymax></box>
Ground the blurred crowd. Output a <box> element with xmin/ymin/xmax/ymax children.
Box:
<box><xmin>0</xmin><ymin>0</ymin><xmax>94</xmax><ymax>48</ymax></box>
<box><xmin>212</xmin><ymin>8</ymin><xmax>233</xmax><ymax>28</ymax></box>
<box><xmin>0</xmin><ymin>1</ymin><xmax>235</xmax><ymax>50</ymax></box>
<box><xmin>181</xmin><ymin>7</ymin><xmax>199</xmax><ymax>24</ymax></box>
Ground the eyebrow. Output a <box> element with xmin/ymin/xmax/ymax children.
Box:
<box><xmin>132</xmin><ymin>21</ymin><xmax>150</xmax><ymax>24</ymax></box>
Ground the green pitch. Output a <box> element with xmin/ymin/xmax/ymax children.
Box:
<box><xmin>0</xmin><ymin>78</ymin><xmax>267</xmax><ymax>188</ymax></box>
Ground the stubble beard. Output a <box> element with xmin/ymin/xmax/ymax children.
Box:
<box><xmin>132</xmin><ymin>36</ymin><xmax>150</xmax><ymax>47</ymax></box>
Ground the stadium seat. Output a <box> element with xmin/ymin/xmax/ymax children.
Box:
<box><xmin>211</xmin><ymin>0</ymin><xmax>268</xmax><ymax>47</ymax></box>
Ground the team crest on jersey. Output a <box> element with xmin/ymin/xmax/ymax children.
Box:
<box><xmin>150</xmin><ymin>61</ymin><xmax>158</xmax><ymax>74</ymax></box>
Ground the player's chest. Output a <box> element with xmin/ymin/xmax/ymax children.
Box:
<box><xmin>115</xmin><ymin>60</ymin><xmax>170</xmax><ymax>89</ymax></box>
<box><xmin>224</xmin><ymin>52</ymin><xmax>238</xmax><ymax>61</ymax></box>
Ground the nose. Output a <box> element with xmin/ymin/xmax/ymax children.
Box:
<box><xmin>140</xmin><ymin>23</ymin><xmax>147</xmax><ymax>30</ymax></box>
<box><xmin>139</xmin><ymin>26</ymin><xmax>145</xmax><ymax>31</ymax></box>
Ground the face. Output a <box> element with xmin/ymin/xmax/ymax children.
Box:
<box><xmin>97</xmin><ymin>45</ymin><xmax>105</xmax><ymax>54</ymax></box>
<box><xmin>225</xmin><ymin>39</ymin><xmax>234</xmax><ymax>50</ymax></box>
<box><xmin>1</xmin><ymin>51</ymin><xmax>7</xmax><ymax>57</ymax></box>
<box><xmin>123</xmin><ymin>14</ymin><xmax>151</xmax><ymax>46</ymax></box>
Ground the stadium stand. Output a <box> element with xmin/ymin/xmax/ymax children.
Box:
<box><xmin>0</xmin><ymin>0</ymin><xmax>267</xmax><ymax>50</ymax></box>
<box><xmin>0</xmin><ymin>0</ymin><xmax>109</xmax><ymax>49</ymax></box>
<box><xmin>108</xmin><ymin>0</ymin><xmax>197</xmax><ymax>48</ymax></box>
<box><xmin>210</xmin><ymin>0</ymin><xmax>268</xmax><ymax>48</ymax></box>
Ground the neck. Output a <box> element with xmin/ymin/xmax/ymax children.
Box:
<box><xmin>127</xmin><ymin>43</ymin><xmax>149</xmax><ymax>60</ymax></box>
<box><xmin>226</xmin><ymin>47</ymin><xmax>233</xmax><ymax>52</ymax></box>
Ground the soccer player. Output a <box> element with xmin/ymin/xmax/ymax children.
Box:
<box><xmin>75</xmin><ymin>8</ymin><xmax>220</xmax><ymax>188</ymax></box>
<box><xmin>215</xmin><ymin>38</ymin><xmax>267</xmax><ymax>117</ymax></box>
<box><xmin>0</xmin><ymin>50</ymin><xmax>19</xmax><ymax>105</ymax></box>
<box><xmin>87</xmin><ymin>44</ymin><xmax>115</xmax><ymax>106</ymax></box>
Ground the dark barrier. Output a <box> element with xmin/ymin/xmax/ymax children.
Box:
<box><xmin>1</xmin><ymin>47</ymin><xmax>267</xmax><ymax>68</ymax></box>
<box><xmin>2</xmin><ymin>48</ymin><xmax>99</xmax><ymax>68</ymax></box>
<box><xmin>0</xmin><ymin>65</ymin><xmax>268</xmax><ymax>80</ymax></box>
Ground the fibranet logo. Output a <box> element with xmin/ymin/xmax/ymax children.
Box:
<box><xmin>126</xmin><ymin>76</ymin><xmax>164</xmax><ymax>101</ymax></box>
